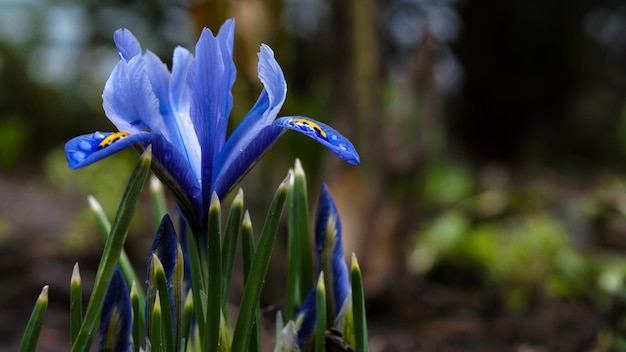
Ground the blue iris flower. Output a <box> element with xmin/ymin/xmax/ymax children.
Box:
<box><xmin>65</xmin><ymin>19</ymin><xmax>359</xmax><ymax>230</ymax></box>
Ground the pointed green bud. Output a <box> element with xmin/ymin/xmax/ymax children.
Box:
<box><xmin>70</xmin><ymin>263</ymin><xmax>82</xmax><ymax>345</ymax></box>
<box><xmin>351</xmin><ymin>253</ymin><xmax>368</xmax><ymax>352</ymax></box>
<box><xmin>20</xmin><ymin>285</ymin><xmax>49</xmax><ymax>352</ymax></box>
<box><xmin>315</xmin><ymin>273</ymin><xmax>327</xmax><ymax>352</ymax></box>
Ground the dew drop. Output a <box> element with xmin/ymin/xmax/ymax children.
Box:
<box><xmin>94</xmin><ymin>131</ymin><xmax>105</xmax><ymax>140</ymax></box>
<box><xmin>331</xmin><ymin>134</ymin><xmax>338</xmax><ymax>141</ymax></box>
<box><xmin>339</xmin><ymin>144</ymin><xmax>347</xmax><ymax>151</ymax></box>
<box><xmin>78</xmin><ymin>141</ymin><xmax>92</xmax><ymax>151</ymax></box>
<box><xmin>70</xmin><ymin>151</ymin><xmax>86</xmax><ymax>162</ymax></box>
<box><xmin>191</xmin><ymin>186</ymin><xmax>201</xmax><ymax>197</ymax></box>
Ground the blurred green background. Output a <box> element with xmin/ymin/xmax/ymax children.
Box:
<box><xmin>1</xmin><ymin>0</ymin><xmax>626</xmax><ymax>351</ymax></box>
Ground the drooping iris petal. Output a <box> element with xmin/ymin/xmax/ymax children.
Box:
<box><xmin>100</xmin><ymin>267</ymin><xmax>132</xmax><ymax>352</ymax></box>
<box><xmin>113</xmin><ymin>28</ymin><xmax>142</xmax><ymax>61</ymax></box>
<box><xmin>65</xmin><ymin>131</ymin><xmax>153</xmax><ymax>168</ymax></box>
<box><xmin>315</xmin><ymin>184</ymin><xmax>350</xmax><ymax>323</ymax></box>
<box><xmin>213</xmin><ymin>45</ymin><xmax>286</xmax><ymax>194</ymax></box>
<box><xmin>102</xmin><ymin>55</ymin><xmax>159</xmax><ymax>133</ymax></box>
<box><xmin>188</xmin><ymin>19</ymin><xmax>235</xmax><ymax>207</ymax></box>
<box><xmin>65</xmin><ymin>131</ymin><xmax>202</xmax><ymax>222</ymax></box>
<box><xmin>211</xmin><ymin>115</ymin><xmax>360</xmax><ymax>198</ymax></box>
<box><xmin>274</xmin><ymin>117</ymin><xmax>360</xmax><ymax>165</ymax></box>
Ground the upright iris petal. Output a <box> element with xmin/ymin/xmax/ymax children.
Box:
<box><xmin>65</xmin><ymin>19</ymin><xmax>359</xmax><ymax>231</ymax></box>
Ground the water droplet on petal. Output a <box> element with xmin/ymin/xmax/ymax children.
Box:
<box><xmin>339</xmin><ymin>144</ymin><xmax>347</xmax><ymax>151</ymax></box>
<box><xmin>70</xmin><ymin>151</ymin><xmax>86</xmax><ymax>163</ymax></box>
<box><xmin>164</xmin><ymin>150</ymin><xmax>173</xmax><ymax>162</ymax></box>
<box><xmin>94</xmin><ymin>132</ymin><xmax>105</xmax><ymax>140</ymax></box>
<box><xmin>191</xmin><ymin>186</ymin><xmax>201</xmax><ymax>197</ymax></box>
<box><xmin>78</xmin><ymin>141</ymin><xmax>92</xmax><ymax>151</ymax></box>
<box><xmin>331</xmin><ymin>134</ymin><xmax>338</xmax><ymax>141</ymax></box>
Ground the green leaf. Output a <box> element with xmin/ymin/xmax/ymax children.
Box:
<box><xmin>204</xmin><ymin>192</ymin><xmax>223</xmax><ymax>352</ymax></box>
<box><xmin>241</xmin><ymin>211</ymin><xmax>261</xmax><ymax>352</ymax></box>
<box><xmin>130</xmin><ymin>282</ymin><xmax>141</xmax><ymax>352</ymax></box>
<box><xmin>315</xmin><ymin>273</ymin><xmax>327</xmax><ymax>352</ymax></box>
<box><xmin>71</xmin><ymin>146</ymin><xmax>152</xmax><ymax>352</ymax></box>
<box><xmin>181</xmin><ymin>290</ymin><xmax>194</xmax><ymax>352</ymax></box>
<box><xmin>286</xmin><ymin>159</ymin><xmax>313</xmax><ymax>322</ymax></box>
<box><xmin>231</xmin><ymin>173</ymin><xmax>290</xmax><ymax>352</ymax></box>
<box><xmin>149</xmin><ymin>176</ymin><xmax>168</xmax><ymax>228</ymax></box>
<box><xmin>351</xmin><ymin>254</ymin><xmax>368</xmax><ymax>352</ymax></box>
<box><xmin>19</xmin><ymin>285</ymin><xmax>49</xmax><ymax>352</ymax></box>
<box><xmin>70</xmin><ymin>263</ymin><xmax>82</xmax><ymax>346</ymax></box>
<box><xmin>185</xmin><ymin>222</ymin><xmax>206</xmax><ymax>346</ymax></box>
<box><xmin>151</xmin><ymin>254</ymin><xmax>175</xmax><ymax>352</ymax></box>
<box><xmin>151</xmin><ymin>294</ymin><xmax>163</xmax><ymax>352</ymax></box>
<box><xmin>88</xmin><ymin>194</ymin><xmax>146</xmax><ymax>333</ymax></box>
<box><xmin>222</xmin><ymin>188</ymin><xmax>244</xmax><ymax>312</ymax></box>
<box><xmin>173</xmin><ymin>244</ymin><xmax>185</xmax><ymax>352</ymax></box>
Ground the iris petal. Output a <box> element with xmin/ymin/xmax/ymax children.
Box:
<box><xmin>213</xmin><ymin>45</ymin><xmax>286</xmax><ymax>189</ymax></box>
<box><xmin>65</xmin><ymin>131</ymin><xmax>153</xmax><ymax>169</ymax></box>
<box><xmin>100</xmin><ymin>267</ymin><xmax>132</xmax><ymax>352</ymax></box>
<box><xmin>102</xmin><ymin>56</ymin><xmax>159</xmax><ymax>133</ymax></box>
<box><xmin>188</xmin><ymin>19</ymin><xmax>235</xmax><ymax>206</ymax></box>
<box><xmin>274</xmin><ymin>117</ymin><xmax>360</xmax><ymax>165</ymax></box>
<box><xmin>113</xmin><ymin>28</ymin><xmax>142</xmax><ymax>61</ymax></box>
<box><xmin>294</xmin><ymin>287</ymin><xmax>317</xmax><ymax>348</ymax></box>
<box><xmin>64</xmin><ymin>131</ymin><xmax>202</xmax><ymax>223</ymax></box>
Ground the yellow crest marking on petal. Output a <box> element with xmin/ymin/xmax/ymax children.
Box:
<box><xmin>290</xmin><ymin>118</ymin><xmax>327</xmax><ymax>139</ymax></box>
<box><xmin>98</xmin><ymin>132</ymin><xmax>131</xmax><ymax>149</ymax></box>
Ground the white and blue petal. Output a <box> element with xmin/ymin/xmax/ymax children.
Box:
<box><xmin>100</xmin><ymin>267</ymin><xmax>132</xmax><ymax>352</ymax></box>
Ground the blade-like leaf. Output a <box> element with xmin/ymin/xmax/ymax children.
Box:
<box><xmin>241</xmin><ymin>211</ymin><xmax>261</xmax><ymax>352</ymax></box>
<box><xmin>204</xmin><ymin>192</ymin><xmax>222</xmax><ymax>352</ymax></box>
<box><xmin>88</xmin><ymin>195</ymin><xmax>146</xmax><ymax>333</ymax></box>
<box><xmin>315</xmin><ymin>273</ymin><xmax>326</xmax><ymax>352</ymax></box>
<box><xmin>221</xmin><ymin>188</ymin><xmax>244</xmax><ymax>311</ymax></box>
<box><xmin>231</xmin><ymin>173</ymin><xmax>290</xmax><ymax>351</ymax></box>
<box><xmin>130</xmin><ymin>282</ymin><xmax>141</xmax><ymax>352</ymax></box>
<box><xmin>70</xmin><ymin>263</ymin><xmax>82</xmax><ymax>345</ymax></box>
<box><xmin>72</xmin><ymin>146</ymin><xmax>152</xmax><ymax>352</ymax></box>
<box><xmin>351</xmin><ymin>254</ymin><xmax>368</xmax><ymax>352</ymax></box>
<box><xmin>19</xmin><ymin>285</ymin><xmax>49</xmax><ymax>352</ymax></box>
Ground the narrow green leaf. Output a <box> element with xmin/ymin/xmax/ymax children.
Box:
<box><xmin>315</xmin><ymin>273</ymin><xmax>327</xmax><ymax>352</ymax></box>
<box><xmin>181</xmin><ymin>290</ymin><xmax>193</xmax><ymax>352</ymax></box>
<box><xmin>150</xmin><ymin>176</ymin><xmax>168</xmax><ymax>229</ymax></box>
<box><xmin>173</xmin><ymin>244</ymin><xmax>185</xmax><ymax>352</ymax></box>
<box><xmin>152</xmin><ymin>254</ymin><xmax>175</xmax><ymax>352</ymax></box>
<box><xmin>19</xmin><ymin>285</ymin><xmax>49</xmax><ymax>352</ymax></box>
<box><xmin>221</xmin><ymin>188</ymin><xmax>244</xmax><ymax>311</ymax></box>
<box><xmin>293</xmin><ymin>159</ymin><xmax>313</xmax><ymax>296</ymax></box>
<box><xmin>70</xmin><ymin>263</ymin><xmax>82</xmax><ymax>346</ymax></box>
<box><xmin>88</xmin><ymin>195</ymin><xmax>146</xmax><ymax>332</ymax></box>
<box><xmin>204</xmin><ymin>192</ymin><xmax>222</xmax><ymax>352</ymax></box>
<box><xmin>130</xmin><ymin>282</ymin><xmax>141</xmax><ymax>352</ymax></box>
<box><xmin>185</xmin><ymin>224</ymin><xmax>206</xmax><ymax>346</ymax></box>
<box><xmin>231</xmin><ymin>173</ymin><xmax>290</xmax><ymax>352</ymax></box>
<box><xmin>351</xmin><ymin>254</ymin><xmax>368</xmax><ymax>352</ymax></box>
<box><xmin>151</xmin><ymin>294</ymin><xmax>163</xmax><ymax>352</ymax></box>
<box><xmin>241</xmin><ymin>211</ymin><xmax>260</xmax><ymax>352</ymax></box>
<box><xmin>72</xmin><ymin>147</ymin><xmax>152</xmax><ymax>352</ymax></box>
